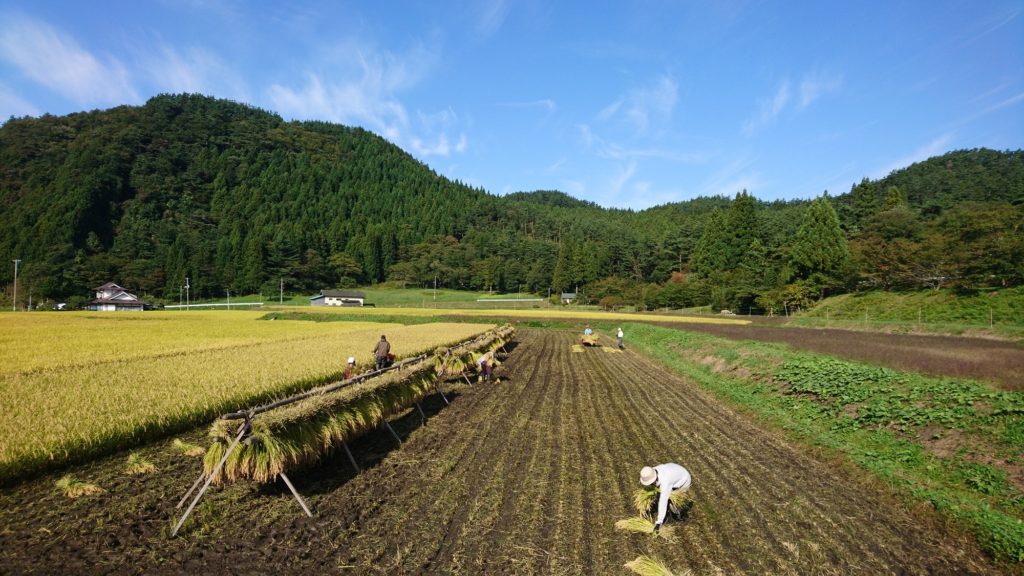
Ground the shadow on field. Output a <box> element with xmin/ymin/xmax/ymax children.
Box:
<box><xmin>255</xmin><ymin>390</ymin><xmax>462</xmax><ymax>500</ymax></box>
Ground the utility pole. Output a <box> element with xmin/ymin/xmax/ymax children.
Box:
<box><xmin>185</xmin><ymin>277</ymin><xmax>190</xmax><ymax>311</ymax></box>
<box><xmin>226</xmin><ymin>290</ymin><xmax>230</xmax><ymax>310</ymax></box>
<box><xmin>433</xmin><ymin>274</ymin><xmax>437</xmax><ymax>303</ymax></box>
<box><xmin>12</xmin><ymin>259</ymin><xmax>20</xmax><ymax>311</ymax></box>
<box><xmin>279</xmin><ymin>278</ymin><xmax>283</xmax><ymax>304</ymax></box>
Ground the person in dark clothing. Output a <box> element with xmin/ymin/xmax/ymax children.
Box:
<box><xmin>372</xmin><ymin>335</ymin><xmax>391</xmax><ymax>370</ymax></box>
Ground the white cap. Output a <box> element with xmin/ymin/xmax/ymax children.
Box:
<box><xmin>640</xmin><ymin>466</ymin><xmax>657</xmax><ymax>486</ymax></box>
<box><xmin>347</xmin><ymin>357</ymin><xmax>355</xmax><ymax>364</ymax></box>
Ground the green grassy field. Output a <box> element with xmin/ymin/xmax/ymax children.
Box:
<box><xmin>795</xmin><ymin>287</ymin><xmax>1024</xmax><ymax>339</ymax></box>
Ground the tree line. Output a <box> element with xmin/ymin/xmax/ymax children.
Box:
<box><xmin>1</xmin><ymin>94</ymin><xmax>1021</xmax><ymax>311</ymax></box>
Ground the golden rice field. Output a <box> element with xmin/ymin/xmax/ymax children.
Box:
<box><xmin>0</xmin><ymin>310</ymin><xmax>386</xmax><ymax>374</ymax></box>
<box><xmin>0</xmin><ymin>311</ymin><xmax>492</xmax><ymax>483</ymax></box>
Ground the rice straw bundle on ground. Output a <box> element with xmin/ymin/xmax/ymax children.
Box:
<box><xmin>624</xmin><ymin>555</ymin><xmax>685</xmax><ymax>576</ymax></box>
<box><xmin>125</xmin><ymin>452</ymin><xmax>158</xmax><ymax>475</ymax></box>
<box><xmin>615</xmin><ymin>516</ymin><xmax>677</xmax><ymax>542</ymax></box>
<box><xmin>172</xmin><ymin>438</ymin><xmax>206</xmax><ymax>457</ymax></box>
<box><xmin>55</xmin><ymin>475</ymin><xmax>105</xmax><ymax>498</ymax></box>
<box><xmin>632</xmin><ymin>486</ymin><xmax>691</xmax><ymax>519</ymax></box>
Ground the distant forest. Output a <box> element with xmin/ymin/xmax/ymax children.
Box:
<box><xmin>1</xmin><ymin>94</ymin><xmax>1022</xmax><ymax>312</ymax></box>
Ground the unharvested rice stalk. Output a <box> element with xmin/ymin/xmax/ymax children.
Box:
<box><xmin>615</xmin><ymin>516</ymin><xmax>677</xmax><ymax>542</ymax></box>
<box><xmin>205</xmin><ymin>325</ymin><xmax>515</xmax><ymax>483</ymax></box>
<box><xmin>632</xmin><ymin>486</ymin><xmax>690</xmax><ymax>519</ymax></box>
<box><xmin>624</xmin><ymin>555</ymin><xmax>684</xmax><ymax>576</ymax></box>
<box><xmin>172</xmin><ymin>438</ymin><xmax>206</xmax><ymax>457</ymax></box>
<box><xmin>55</xmin><ymin>475</ymin><xmax>105</xmax><ymax>498</ymax></box>
<box><xmin>125</xmin><ymin>452</ymin><xmax>158</xmax><ymax>475</ymax></box>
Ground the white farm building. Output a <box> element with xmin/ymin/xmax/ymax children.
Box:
<box><xmin>310</xmin><ymin>289</ymin><xmax>366</xmax><ymax>307</ymax></box>
<box><xmin>86</xmin><ymin>282</ymin><xmax>145</xmax><ymax>311</ymax></box>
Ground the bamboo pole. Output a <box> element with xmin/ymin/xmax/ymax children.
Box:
<box><xmin>342</xmin><ymin>442</ymin><xmax>360</xmax><ymax>473</ymax></box>
<box><xmin>172</xmin><ymin>422</ymin><xmax>248</xmax><ymax>536</ymax></box>
<box><xmin>279</xmin><ymin>473</ymin><xmax>313</xmax><ymax>517</ymax></box>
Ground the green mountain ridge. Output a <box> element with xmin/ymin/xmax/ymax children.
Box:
<box><xmin>1</xmin><ymin>94</ymin><xmax>1021</xmax><ymax>309</ymax></box>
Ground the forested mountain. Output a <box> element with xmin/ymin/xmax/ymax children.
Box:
<box><xmin>1</xmin><ymin>94</ymin><xmax>1021</xmax><ymax>311</ymax></box>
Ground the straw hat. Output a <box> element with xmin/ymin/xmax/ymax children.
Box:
<box><xmin>640</xmin><ymin>466</ymin><xmax>657</xmax><ymax>486</ymax></box>
<box><xmin>347</xmin><ymin>357</ymin><xmax>355</xmax><ymax>364</ymax></box>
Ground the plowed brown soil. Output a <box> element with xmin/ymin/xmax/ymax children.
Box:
<box><xmin>0</xmin><ymin>330</ymin><xmax>1005</xmax><ymax>575</ymax></box>
<box><xmin>657</xmin><ymin>321</ymin><xmax>1024</xmax><ymax>391</ymax></box>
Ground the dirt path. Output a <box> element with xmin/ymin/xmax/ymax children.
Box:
<box><xmin>0</xmin><ymin>330</ymin><xmax>1004</xmax><ymax>574</ymax></box>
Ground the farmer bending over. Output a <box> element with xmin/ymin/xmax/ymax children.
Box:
<box><xmin>640</xmin><ymin>463</ymin><xmax>692</xmax><ymax>533</ymax></box>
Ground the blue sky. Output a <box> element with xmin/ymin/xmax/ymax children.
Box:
<box><xmin>1</xmin><ymin>1</ymin><xmax>1021</xmax><ymax>209</ymax></box>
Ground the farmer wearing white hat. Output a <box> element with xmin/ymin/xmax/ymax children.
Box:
<box><xmin>344</xmin><ymin>357</ymin><xmax>356</xmax><ymax>380</ymax></box>
<box><xmin>640</xmin><ymin>463</ymin><xmax>692</xmax><ymax>532</ymax></box>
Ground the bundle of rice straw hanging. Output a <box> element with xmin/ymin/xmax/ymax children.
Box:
<box><xmin>204</xmin><ymin>358</ymin><xmax>436</xmax><ymax>483</ymax></box>
<box><xmin>204</xmin><ymin>325</ymin><xmax>515</xmax><ymax>483</ymax></box>
<box><xmin>433</xmin><ymin>324</ymin><xmax>515</xmax><ymax>379</ymax></box>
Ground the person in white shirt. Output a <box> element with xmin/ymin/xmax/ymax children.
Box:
<box><xmin>640</xmin><ymin>463</ymin><xmax>692</xmax><ymax>532</ymax></box>
<box><xmin>617</xmin><ymin>327</ymin><xmax>624</xmax><ymax>349</ymax></box>
<box><xmin>477</xmin><ymin>351</ymin><xmax>493</xmax><ymax>383</ymax></box>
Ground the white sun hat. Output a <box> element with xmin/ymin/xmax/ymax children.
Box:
<box><xmin>347</xmin><ymin>357</ymin><xmax>355</xmax><ymax>364</ymax></box>
<box><xmin>640</xmin><ymin>466</ymin><xmax>657</xmax><ymax>486</ymax></box>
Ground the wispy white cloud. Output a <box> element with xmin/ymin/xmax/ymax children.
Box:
<box><xmin>142</xmin><ymin>43</ymin><xmax>249</xmax><ymax>102</ymax></box>
<box><xmin>577</xmin><ymin>123</ymin><xmax>704</xmax><ymax>164</ymax></box>
<box><xmin>799</xmin><ymin>71</ymin><xmax>842</xmax><ymax>108</ymax></box>
<box><xmin>268</xmin><ymin>41</ymin><xmax>461</xmax><ymax>153</ymax></box>
<box><xmin>411</xmin><ymin>132</ymin><xmax>455</xmax><ymax>156</ymax></box>
<box><xmin>964</xmin><ymin>7</ymin><xmax>1021</xmax><ymax>45</ymax></box>
<box><xmin>608</xmin><ymin>160</ymin><xmax>637</xmax><ymax>196</ymax></box>
<box><xmin>743</xmin><ymin>80</ymin><xmax>790</xmax><ymax>136</ymax></box>
<box><xmin>0</xmin><ymin>16</ymin><xmax>139</xmax><ymax>106</ymax></box>
<box><xmin>697</xmin><ymin>154</ymin><xmax>762</xmax><ymax>198</ymax></box>
<box><xmin>545</xmin><ymin>157</ymin><xmax>566</xmax><ymax>172</ymax></box>
<box><xmin>875</xmin><ymin>133</ymin><xmax>955</xmax><ymax>177</ymax></box>
<box><xmin>598</xmin><ymin>75</ymin><xmax>677</xmax><ymax>135</ymax></box>
<box><xmin>0</xmin><ymin>82</ymin><xmax>40</xmax><ymax>121</ymax></box>
<box><xmin>497</xmin><ymin>98</ymin><xmax>556</xmax><ymax>113</ymax></box>
<box><xmin>476</xmin><ymin>0</ymin><xmax>511</xmax><ymax>37</ymax></box>
<box><xmin>981</xmin><ymin>91</ymin><xmax>1024</xmax><ymax>115</ymax></box>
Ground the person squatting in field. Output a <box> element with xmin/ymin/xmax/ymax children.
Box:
<box><xmin>640</xmin><ymin>463</ymin><xmax>693</xmax><ymax>533</ymax></box>
<box><xmin>344</xmin><ymin>356</ymin><xmax>356</xmax><ymax>380</ymax></box>
<box><xmin>372</xmin><ymin>335</ymin><xmax>391</xmax><ymax>370</ymax></box>
<box><xmin>477</xmin><ymin>351</ymin><xmax>493</xmax><ymax>383</ymax></box>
